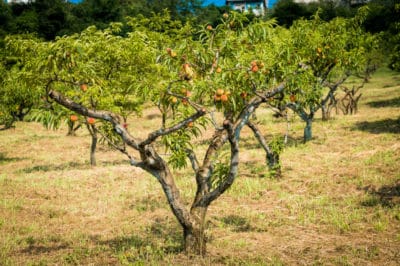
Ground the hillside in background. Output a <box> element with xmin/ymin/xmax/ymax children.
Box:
<box><xmin>1</xmin><ymin>0</ymin><xmax>397</xmax><ymax>40</ymax></box>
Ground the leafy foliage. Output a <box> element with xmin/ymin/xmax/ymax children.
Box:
<box><xmin>0</xmin><ymin>9</ymin><xmax>383</xmax><ymax>255</ymax></box>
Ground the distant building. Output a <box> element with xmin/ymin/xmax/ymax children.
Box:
<box><xmin>226</xmin><ymin>0</ymin><xmax>268</xmax><ymax>16</ymax></box>
<box><xmin>293</xmin><ymin>0</ymin><xmax>371</xmax><ymax>6</ymax></box>
<box><xmin>348</xmin><ymin>0</ymin><xmax>370</xmax><ymax>6</ymax></box>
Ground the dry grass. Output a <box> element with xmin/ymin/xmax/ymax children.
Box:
<box><xmin>1</xmin><ymin>67</ymin><xmax>399</xmax><ymax>265</ymax></box>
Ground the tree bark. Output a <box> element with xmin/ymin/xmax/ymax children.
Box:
<box><xmin>304</xmin><ymin>118</ymin><xmax>312</xmax><ymax>143</ymax></box>
<box><xmin>87</xmin><ymin>124</ymin><xmax>97</xmax><ymax>166</ymax></box>
<box><xmin>246</xmin><ymin>121</ymin><xmax>281</xmax><ymax>176</ymax></box>
<box><xmin>90</xmin><ymin>133</ymin><xmax>97</xmax><ymax>166</ymax></box>
<box><xmin>321</xmin><ymin>104</ymin><xmax>329</xmax><ymax>121</ymax></box>
<box><xmin>47</xmin><ymin>85</ymin><xmax>285</xmax><ymax>257</ymax></box>
<box><xmin>67</xmin><ymin>121</ymin><xmax>81</xmax><ymax>136</ymax></box>
<box><xmin>184</xmin><ymin>206</ymin><xmax>207</xmax><ymax>256</ymax></box>
<box><xmin>67</xmin><ymin>121</ymin><xmax>75</xmax><ymax>136</ymax></box>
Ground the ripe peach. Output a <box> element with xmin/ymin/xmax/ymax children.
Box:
<box><xmin>214</xmin><ymin>95</ymin><xmax>221</xmax><ymax>101</ymax></box>
<box><xmin>80</xmin><ymin>84</ymin><xmax>88</xmax><ymax>92</ymax></box>
<box><xmin>87</xmin><ymin>117</ymin><xmax>95</xmax><ymax>125</ymax></box>
<box><xmin>216</xmin><ymin>88</ymin><xmax>224</xmax><ymax>96</ymax></box>
<box><xmin>182</xmin><ymin>98</ymin><xmax>189</xmax><ymax>106</ymax></box>
<box><xmin>221</xmin><ymin>94</ymin><xmax>228</xmax><ymax>102</ymax></box>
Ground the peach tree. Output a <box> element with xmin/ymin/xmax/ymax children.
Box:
<box><xmin>285</xmin><ymin>9</ymin><xmax>379</xmax><ymax>142</ymax></box>
<box><xmin>3</xmin><ymin>13</ymin><xmax>290</xmax><ymax>255</ymax></box>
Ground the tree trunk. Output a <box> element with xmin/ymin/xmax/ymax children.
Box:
<box><xmin>87</xmin><ymin>124</ymin><xmax>97</xmax><ymax>166</ymax></box>
<box><xmin>266</xmin><ymin>152</ymin><xmax>281</xmax><ymax>178</ymax></box>
<box><xmin>67</xmin><ymin>121</ymin><xmax>81</xmax><ymax>136</ymax></box>
<box><xmin>304</xmin><ymin>119</ymin><xmax>312</xmax><ymax>143</ymax></box>
<box><xmin>184</xmin><ymin>206</ymin><xmax>207</xmax><ymax>256</ymax></box>
<box><xmin>67</xmin><ymin>121</ymin><xmax>76</xmax><ymax>136</ymax></box>
<box><xmin>321</xmin><ymin>104</ymin><xmax>329</xmax><ymax>121</ymax></box>
<box><xmin>246</xmin><ymin>121</ymin><xmax>281</xmax><ymax>176</ymax></box>
<box><xmin>90</xmin><ymin>134</ymin><xmax>97</xmax><ymax>166</ymax></box>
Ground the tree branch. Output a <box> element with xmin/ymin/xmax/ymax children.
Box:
<box><xmin>96</xmin><ymin>126</ymin><xmax>139</xmax><ymax>164</ymax></box>
<box><xmin>320</xmin><ymin>73</ymin><xmax>350</xmax><ymax>111</ymax></box>
<box><xmin>246</xmin><ymin>120</ymin><xmax>273</xmax><ymax>156</ymax></box>
<box><xmin>320</xmin><ymin>62</ymin><xmax>336</xmax><ymax>84</ymax></box>
<box><xmin>197</xmin><ymin>120</ymin><xmax>239</xmax><ymax>206</ymax></box>
<box><xmin>48</xmin><ymin>89</ymin><xmax>194</xmax><ymax>231</ymax></box>
<box><xmin>186</xmin><ymin>148</ymin><xmax>199</xmax><ymax>172</ymax></box>
<box><xmin>139</xmin><ymin>108</ymin><xmax>207</xmax><ymax>147</ymax></box>
<box><xmin>48</xmin><ymin>90</ymin><xmax>140</xmax><ymax>149</ymax></box>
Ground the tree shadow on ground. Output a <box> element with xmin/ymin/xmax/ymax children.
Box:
<box><xmin>218</xmin><ymin>214</ymin><xmax>266</xmax><ymax>232</ymax></box>
<box><xmin>361</xmin><ymin>182</ymin><xmax>400</xmax><ymax>208</ymax></box>
<box><xmin>352</xmin><ymin>118</ymin><xmax>400</xmax><ymax>134</ymax></box>
<box><xmin>20</xmin><ymin>159</ymin><xmax>127</xmax><ymax>173</ymax></box>
<box><xmin>96</xmin><ymin>218</ymin><xmax>183</xmax><ymax>257</ymax></box>
<box><xmin>97</xmin><ymin>234</ymin><xmax>148</xmax><ymax>252</ymax></box>
<box><xmin>367</xmin><ymin>97</ymin><xmax>400</xmax><ymax>108</ymax></box>
<box><xmin>0</xmin><ymin>152</ymin><xmax>26</xmax><ymax>164</ymax></box>
<box><xmin>20</xmin><ymin>242</ymin><xmax>69</xmax><ymax>255</ymax></box>
<box><xmin>21</xmin><ymin>236</ymin><xmax>70</xmax><ymax>255</ymax></box>
<box><xmin>20</xmin><ymin>161</ymin><xmax>89</xmax><ymax>173</ymax></box>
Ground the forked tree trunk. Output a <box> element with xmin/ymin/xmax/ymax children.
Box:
<box><xmin>184</xmin><ymin>206</ymin><xmax>208</xmax><ymax>255</ymax></box>
<box><xmin>48</xmin><ymin>83</ymin><xmax>285</xmax><ymax>258</ymax></box>
<box><xmin>67</xmin><ymin>121</ymin><xmax>81</xmax><ymax>136</ymax></box>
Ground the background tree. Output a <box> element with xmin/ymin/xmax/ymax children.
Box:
<box><xmin>33</xmin><ymin>0</ymin><xmax>69</xmax><ymax>40</ymax></box>
<box><xmin>282</xmin><ymin>9</ymin><xmax>377</xmax><ymax>142</ymax></box>
<box><xmin>0</xmin><ymin>2</ymin><xmax>12</xmax><ymax>39</ymax></box>
<box><xmin>0</xmin><ymin>35</ymin><xmax>44</xmax><ymax>129</ymax></box>
<box><xmin>387</xmin><ymin>3</ymin><xmax>400</xmax><ymax>71</ymax></box>
<box><xmin>271</xmin><ymin>0</ymin><xmax>308</xmax><ymax>27</ymax></box>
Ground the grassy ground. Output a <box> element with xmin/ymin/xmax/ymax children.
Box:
<box><xmin>1</xmin><ymin>67</ymin><xmax>399</xmax><ymax>265</ymax></box>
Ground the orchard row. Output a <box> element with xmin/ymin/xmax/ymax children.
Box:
<box><xmin>0</xmin><ymin>9</ymin><xmax>380</xmax><ymax>255</ymax></box>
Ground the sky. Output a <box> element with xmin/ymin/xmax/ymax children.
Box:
<box><xmin>203</xmin><ymin>0</ymin><xmax>225</xmax><ymax>6</ymax></box>
<box><xmin>203</xmin><ymin>0</ymin><xmax>277</xmax><ymax>8</ymax></box>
